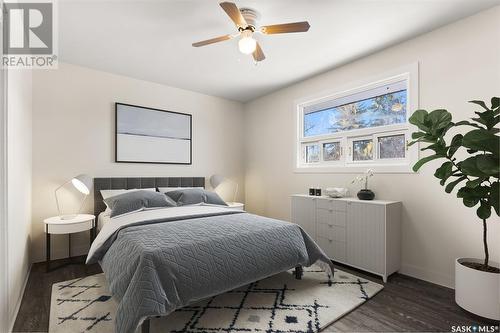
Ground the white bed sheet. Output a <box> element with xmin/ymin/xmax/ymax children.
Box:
<box><xmin>97</xmin><ymin>210</ymin><xmax>111</xmax><ymax>232</ymax></box>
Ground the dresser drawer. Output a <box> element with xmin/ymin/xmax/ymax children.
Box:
<box><xmin>317</xmin><ymin>223</ymin><xmax>346</xmax><ymax>242</ymax></box>
<box><xmin>317</xmin><ymin>236</ymin><xmax>346</xmax><ymax>262</ymax></box>
<box><xmin>316</xmin><ymin>209</ymin><xmax>346</xmax><ymax>227</ymax></box>
<box><xmin>316</xmin><ymin>198</ymin><xmax>347</xmax><ymax>212</ymax></box>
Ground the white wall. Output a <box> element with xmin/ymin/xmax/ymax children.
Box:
<box><xmin>31</xmin><ymin>63</ymin><xmax>245</xmax><ymax>263</ymax></box>
<box><xmin>6</xmin><ymin>69</ymin><xmax>33</xmax><ymax>327</ymax></box>
<box><xmin>243</xmin><ymin>7</ymin><xmax>500</xmax><ymax>288</ymax></box>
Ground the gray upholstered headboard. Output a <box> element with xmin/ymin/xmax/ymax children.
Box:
<box><xmin>93</xmin><ymin>177</ymin><xmax>205</xmax><ymax>216</ymax></box>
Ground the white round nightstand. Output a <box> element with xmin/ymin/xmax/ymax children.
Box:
<box><xmin>43</xmin><ymin>214</ymin><xmax>95</xmax><ymax>272</ymax></box>
<box><xmin>226</xmin><ymin>202</ymin><xmax>245</xmax><ymax>210</ymax></box>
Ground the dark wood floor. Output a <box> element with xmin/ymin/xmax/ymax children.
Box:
<box><xmin>13</xmin><ymin>257</ymin><xmax>497</xmax><ymax>332</ymax></box>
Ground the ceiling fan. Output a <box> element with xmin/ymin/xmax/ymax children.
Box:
<box><xmin>192</xmin><ymin>2</ymin><xmax>310</xmax><ymax>62</ymax></box>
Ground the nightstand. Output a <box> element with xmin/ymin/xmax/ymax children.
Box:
<box><xmin>43</xmin><ymin>214</ymin><xmax>96</xmax><ymax>272</ymax></box>
<box><xmin>227</xmin><ymin>202</ymin><xmax>245</xmax><ymax>210</ymax></box>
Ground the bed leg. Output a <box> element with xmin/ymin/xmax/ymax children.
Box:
<box><xmin>295</xmin><ymin>265</ymin><xmax>303</xmax><ymax>280</ymax></box>
<box><xmin>141</xmin><ymin>319</ymin><xmax>150</xmax><ymax>333</ymax></box>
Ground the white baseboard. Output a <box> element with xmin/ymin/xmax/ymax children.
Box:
<box><xmin>400</xmin><ymin>263</ymin><xmax>453</xmax><ymax>289</ymax></box>
<box><xmin>8</xmin><ymin>263</ymin><xmax>31</xmax><ymax>333</ymax></box>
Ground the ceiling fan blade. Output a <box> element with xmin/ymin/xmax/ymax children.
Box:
<box><xmin>192</xmin><ymin>34</ymin><xmax>233</xmax><ymax>47</ymax></box>
<box><xmin>252</xmin><ymin>42</ymin><xmax>265</xmax><ymax>62</ymax></box>
<box><xmin>260</xmin><ymin>21</ymin><xmax>310</xmax><ymax>34</ymax></box>
<box><xmin>219</xmin><ymin>2</ymin><xmax>247</xmax><ymax>28</ymax></box>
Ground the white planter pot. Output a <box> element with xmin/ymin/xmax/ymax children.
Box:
<box><xmin>455</xmin><ymin>258</ymin><xmax>500</xmax><ymax>320</ymax></box>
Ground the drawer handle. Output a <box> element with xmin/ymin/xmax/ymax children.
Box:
<box><xmin>328</xmin><ymin>239</ymin><xmax>333</xmax><ymax>243</ymax></box>
<box><xmin>328</xmin><ymin>224</ymin><xmax>333</xmax><ymax>227</ymax></box>
<box><xmin>329</xmin><ymin>209</ymin><xmax>333</xmax><ymax>212</ymax></box>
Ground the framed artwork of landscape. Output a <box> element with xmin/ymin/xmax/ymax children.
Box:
<box><xmin>115</xmin><ymin>103</ymin><xmax>192</xmax><ymax>164</ymax></box>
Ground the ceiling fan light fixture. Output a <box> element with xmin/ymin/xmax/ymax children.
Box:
<box><xmin>238</xmin><ymin>31</ymin><xmax>256</xmax><ymax>55</ymax></box>
<box><xmin>192</xmin><ymin>2</ymin><xmax>310</xmax><ymax>62</ymax></box>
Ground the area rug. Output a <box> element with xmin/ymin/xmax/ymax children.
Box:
<box><xmin>49</xmin><ymin>266</ymin><xmax>383</xmax><ymax>333</ymax></box>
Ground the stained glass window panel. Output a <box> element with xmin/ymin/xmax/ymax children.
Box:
<box><xmin>379</xmin><ymin>134</ymin><xmax>405</xmax><ymax>159</ymax></box>
<box><xmin>323</xmin><ymin>142</ymin><xmax>341</xmax><ymax>161</ymax></box>
<box><xmin>305</xmin><ymin>145</ymin><xmax>320</xmax><ymax>163</ymax></box>
<box><xmin>303</xmin><ymin>90</ymin><xmax>407</xmax><ymax>137</ymax></box>
<box><xmin>352</xmin><ymin>139</ymin><xmax>374</xmax><ymax>161</ymax></box>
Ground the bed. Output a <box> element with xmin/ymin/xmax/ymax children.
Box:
<box><xmin>87</xmin><ymin>177</ymin><xmax>334</xmax><ymax>333</ymax></box>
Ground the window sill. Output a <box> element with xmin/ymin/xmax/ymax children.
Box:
<box><xmin>294</xmin><ymin>163</ymin><xmax>415</xmax><ymax>174</ymax></box>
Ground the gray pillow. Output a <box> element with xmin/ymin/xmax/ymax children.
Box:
<box><xmin>165</xmin><ymin>188</ymin><xmax>205</xmax><ymax>206</ymax></box>
<box><xmin>165</xmin><ymin>189</ymin><xmax>227</xmax><ymax>206</ymax></box>
<box><xmin>204</xmin><ymin>191</ymin><xmax>228</xmax><ymax>206</ymax></box>
<box><xmin>104</xmin><ymin>190</ymin><xmax>176</xmax><ymax>218</ymax></box>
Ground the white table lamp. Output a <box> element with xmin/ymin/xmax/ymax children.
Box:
<box><xmin>210</xmin><ymin>174</ymin><xmax>238</xmax><ymax>203</ymax></box>
<box><xmin>55</xmin><ymin>174</ymin><xmax>93</xmax><ymax>220</ymax></box>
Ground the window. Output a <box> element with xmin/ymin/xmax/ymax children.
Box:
<box><xmin>352</xmin><ymin>138</ymin><xmax>374</xmax><ymax>161</ymax></box>
<box><xmin>323</xmin><ymin>142</ymin><xmax>341</xmax><ymax>161</ymax></box>
<box><xmin>305</xmin><ymin>144</ymin><xmax>320</xmax><ymax>163</ymax></box>
<box><xmin>378</xmin><ymin>134</ymin><xmax>406</xmax><ymax>159</ymax></box>
<box><xmin>303</xmin><ymin>89</ymin><xmax>407</xmax><ymax>137</ymax></box>
<box><xmin>295</xmin><ymin>65</ymin><xmax>419</xmax><ymax>173</ymax></box>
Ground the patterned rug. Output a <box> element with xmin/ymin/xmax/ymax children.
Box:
<box><xmin>49</xmin><ymin>266</ymin><xmax>383</xmax><ymax>333</ymax></box>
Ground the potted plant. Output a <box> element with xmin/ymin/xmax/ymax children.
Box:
<box><xmin>352</xmin><ymin>168</ymin><xmax>375</xmax><ymax>200</ymax></box>
<box><xmin>408</xmin><ymin>97</ymin><xmax>499</xmax><ymax>320</ymax></box>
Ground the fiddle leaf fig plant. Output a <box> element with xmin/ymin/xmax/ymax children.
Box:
<box><xmin>408</xmin><ymin>97</ymin><xmax>499</xmax><ymax>273</ymax></box>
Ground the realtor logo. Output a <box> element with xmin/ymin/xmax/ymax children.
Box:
<box><xmin>2</xmin><ymin>1</ymin><xmax>57</xmax><ymax>68</ymax></box>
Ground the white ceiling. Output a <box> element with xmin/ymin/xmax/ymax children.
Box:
<box><xmin>59</xmin><ymin>0</ymin><xmax>499</xmax><ymax>102</ymax></box>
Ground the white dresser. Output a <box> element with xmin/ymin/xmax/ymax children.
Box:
<box><xmin>291</xmin><ymin>194</ymin><xmax>401</xmax><ymax>282</ymax></box>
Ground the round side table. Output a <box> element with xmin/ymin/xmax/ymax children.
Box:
<box><xmin>43</xmin><ymin>214</ymin><xmax>95</xmax><ymax>272</ymax></box>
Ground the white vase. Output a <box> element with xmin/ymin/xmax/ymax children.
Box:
<box><xmin>455</xmin><ymin>258</ymin><xmax>500</xmax><ymax>320</ymax></box>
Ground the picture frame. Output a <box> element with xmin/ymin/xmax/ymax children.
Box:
<box><xmin>115</xmin><ymin>103</ymin><xmax>192</xmax><ymax>164</ymax></box>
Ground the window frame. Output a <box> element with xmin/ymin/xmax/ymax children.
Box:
<box><xmin>294</xmin><ymin>63</ymin><xmax>419</xmax><ymax>173</ymax></box>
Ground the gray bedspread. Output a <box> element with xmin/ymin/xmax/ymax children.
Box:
<box><xmin>90</xmin><ymin>211</ymin><xmax>334</xmax><ymax>333</ymax></box>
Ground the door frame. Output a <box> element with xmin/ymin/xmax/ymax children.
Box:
<box><xmin>0</xmin><ymin>71</ymin><xmax>8</xmax><ymax>333</ymax></box>
<box><xmin>0</xmin><ymin>0</ymin><xmax>9</xmax><ymax>328</ymax></box>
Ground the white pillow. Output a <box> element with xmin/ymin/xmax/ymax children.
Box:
<box><xmin>158</xmin><ymin>187</ymin><xmax>204</xmax><ymax>193</ymax></box>
<box><xmin>100</xmin><ymin>188</ymin><xmax>156</xmax><ymax>200</ymax></box>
